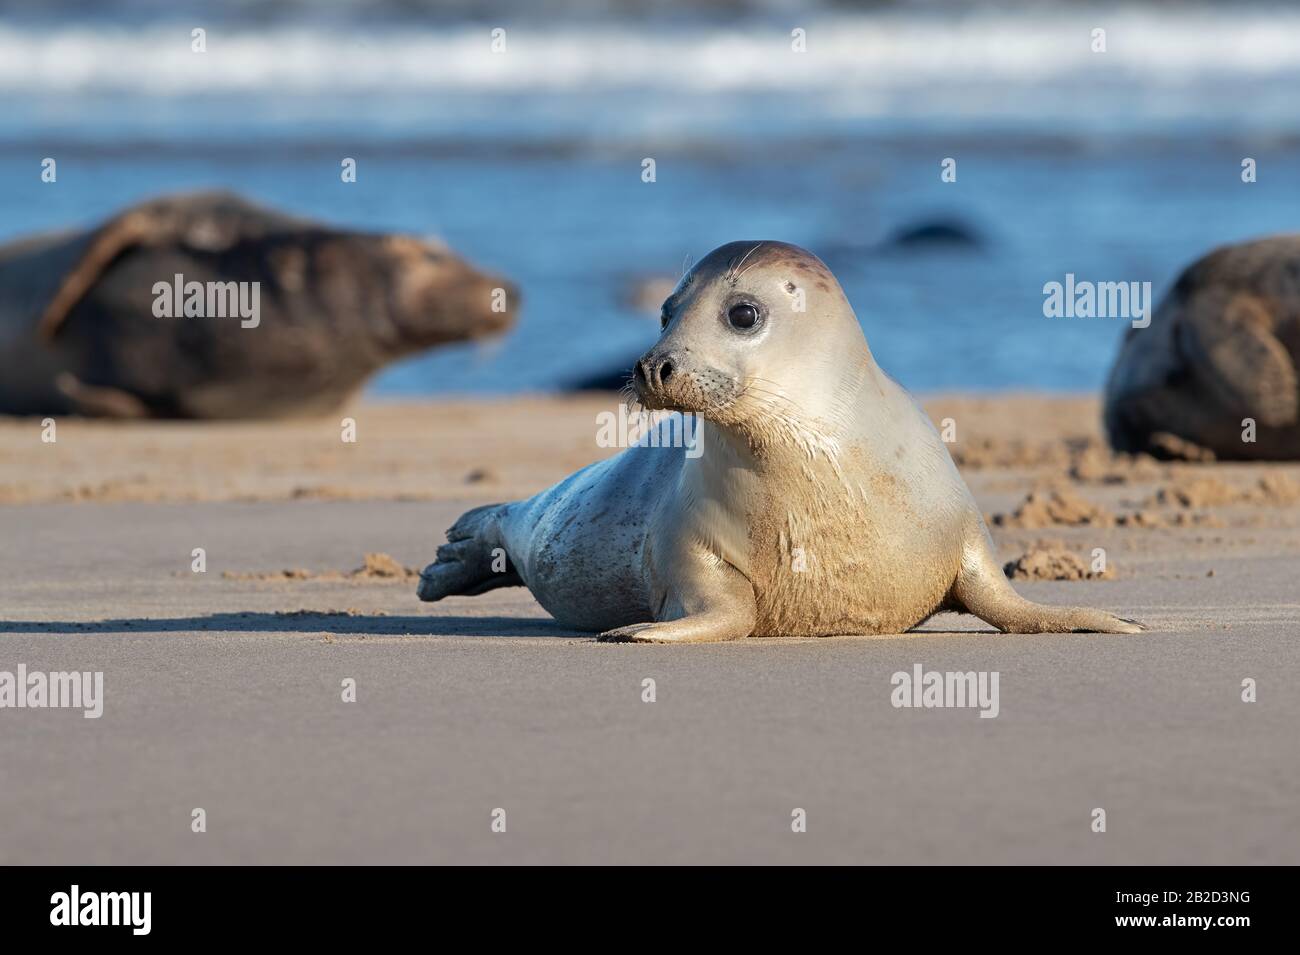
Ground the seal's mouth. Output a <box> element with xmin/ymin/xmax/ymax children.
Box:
<box><xmin>631</xmin><ymin>354</ymin><xmax>738</xmax><ymax>415</ymax></box>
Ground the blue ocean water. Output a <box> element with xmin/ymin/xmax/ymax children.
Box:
<box><xmin>3</xmin><ymin>3</ymin><xmax>1299</xmax><ymax>395</ymax></box>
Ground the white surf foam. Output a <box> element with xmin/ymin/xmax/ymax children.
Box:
<box><xmin>1</xmin><ymin>7</ymin><xmax>1297</xmax><ymax>97</ymax></box>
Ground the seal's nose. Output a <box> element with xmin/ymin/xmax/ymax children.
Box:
<box><xmin>636</xmin><ymin>355</ymin><xmax>674</xmax><ymax>393</ymax></box>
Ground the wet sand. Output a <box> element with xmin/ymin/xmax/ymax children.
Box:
<box><xmin>1</xmin><ymin>395</ymin><xmax>1297</xmax><ymax>864</ymax></box>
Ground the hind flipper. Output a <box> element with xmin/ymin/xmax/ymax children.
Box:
<box><xmin>417</xmin><ymin>502</ymin><xmax>522</xmax><ymax>602</ymax></box>
<box><xmin>951</xmin><ymin>526</ymin><xmax>1144</xmax><ymax>634</ymax></box>
<box><xmin>417</xmin><ymin>538</ymin><xmax>522</xmax><ymax>600</ymax></box>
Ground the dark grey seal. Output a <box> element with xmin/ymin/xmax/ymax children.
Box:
<box><xmin>1106</xmin><ymin>236</ymin><xmax>1300</xmax><ymax>460</ymax></box>
<box><xmin>0</xmin><ymin>191</ymin><xmax>516</xmax><ymax>418</ymax></box>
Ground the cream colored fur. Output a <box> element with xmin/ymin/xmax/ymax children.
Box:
<box><xmin>418</xmin><ymin>241</ymin><xmax>1143</xmax><ymax>642</ymax></box>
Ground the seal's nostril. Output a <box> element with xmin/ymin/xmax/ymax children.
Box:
<box><xmin>634</xmin><ymin>361</ymin><xmax>649</xmax><ymax>388</ymax></box>
<box><xmin>659</xmin><ymin>359</ymin><xmax>674</xmax><ymax>384</ymax></box>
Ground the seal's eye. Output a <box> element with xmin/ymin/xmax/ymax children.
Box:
<box><xmin>660</xmin><ymin>307</ymin><xmax>671</xmax><ymax>330</ymax></box>
<box><xmin>727</xmin><ymin>302</ymin><xmax>760</xmax><ymax>330</ymax></box>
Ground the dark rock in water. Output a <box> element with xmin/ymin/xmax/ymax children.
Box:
<box><xmin>0</xmin><ymin>190</ymin><xmax>517</xmax><ymax>418</ymax></box>
<box><xmin>566</xmin><ymin>358</ymin><xmax>637</xmax><ymax>392</ymax></box>
<box><xmin>1105</xmin><ymin>235</ymin><xmax>1300</xmax><ymax>461</ymax></box>
<box><xmin>881</xmin><ymin>218</ymin><xmax>985</xmax><ymax>251</ymax></box>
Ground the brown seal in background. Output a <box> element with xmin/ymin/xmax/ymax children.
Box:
<box><xmin>1106</xmin><ymin>235</ymin><xmax>1300</xmax><ymax>460</ymax></box>
<box><xmin>0</xmin><ymin>191</ymin><xmax>516</xmax><ymax>418</ymax></box>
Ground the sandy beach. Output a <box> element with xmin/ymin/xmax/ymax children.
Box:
<box><xmin>2</xmin><ymin>393</ymin><xmax>1298</xmax><ymax>864</ymax></box>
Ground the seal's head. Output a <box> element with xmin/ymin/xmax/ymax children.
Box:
<box><xmin>362</xmin><ymin>235</ymin><xmax>517</xmax><ymax>353</ymax></box>
<box><xmin>633</xmin><ymin>241</ymin><xmax>870</xmax><ymax>433</ymax></box>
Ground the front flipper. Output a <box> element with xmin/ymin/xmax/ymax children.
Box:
<box><xmin>599</xmin><ymin>547</ymin><xmax>755</xmax><ymax>644</ymax></box>
<box><xmin>600</xmin><ymin>612</ymin><xmax>751</xmax><ymax>644</ymax></box>
<box><xmin>1182</xmin><ymin>291</ymin><xmax>1298</xmax><ymax>428</ymax></box>
<box><xmin>54</xmin><ymin>372</ymin><xmax>149</xmax><ymax>418</ymax></box>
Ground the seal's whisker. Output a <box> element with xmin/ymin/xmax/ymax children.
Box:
<box><xmin>727</xmin><ymin>242</ymin><xmax>763</xmax><ymax>283</ymax></box>
<box><xmin>745</xmin><ymin>376</ymin><xmax>796</xmax><ymax>399</ymax></box>
<box><xmin>618</xmin><ymin>378</ymin><xmax>643</xmax><ymax>415</ymax></box>
<box><xmin>740</xmin><ymin>379</ymin><xmax>803</xmax><ymax>415</ymax></box>
<box><xmin>732</xmin><ymin>242</ymin><xmax>766</xmax><ymax>281</ymax></box>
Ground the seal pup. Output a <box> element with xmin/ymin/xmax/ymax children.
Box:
<box><xmin>0</xmin><ymin>191</ymin><xmax>516</xmax><ymax>418</ymax></box>
<box><xmin>1105</xmin><ymin>235</ymin><xmax>1300</xmax><ymax>460</ymax></box>
<box><xmin>419</xmin><ymin>241</ymin><xmax>1142</xmax><ymax>641</ymax></box>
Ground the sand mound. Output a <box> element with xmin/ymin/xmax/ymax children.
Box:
<box><xmin>1003</xmin><ymin>541</ymin><xmax>1114</xmax><ymax>581</ymax></box>
<box><xmin>1116</xmin><ymin>509</ymin><xmax>1224</xmax><ymax>529</ymax></box>
<box><xmin>350</xmin><ymin>552</ymin><xmax>414</xmax><ymax>579</ymax></box>
<box><xmin>1155</xmin><ymin>476</ymin><xmax>1239</xmax><ymax>508</ymax></box>
<box><xmin>992</xmin><ymin>485</ymin><xmax>1114</xmax><ymax>528</ymax></box>
<box><xmin>949</xmin><ymin>438</ymin><xmax>1071</xmax><ymax>471</ymax></box>
<box><xmin>1249</xmin><ymin>473</ymin><xmax>1300</xmax><ymax>505</ymax></box>
<box><xmin>1067</xmin><ymin>444</ymin><xmax>1165</xmax><ymax>484</ymax></box>
<box><xmin>1150</xmin><ymin>473</ymin><xmax>1298</xmax><ymax>508</ymax></box>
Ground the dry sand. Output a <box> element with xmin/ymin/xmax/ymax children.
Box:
<box><xmin>1</xmin><ymin>394</ymin><xmax>1298</xmax><ymax>864</ymax></box>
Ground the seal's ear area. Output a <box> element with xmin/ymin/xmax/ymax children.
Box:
<box><xmin>34</xmin><ymin>191</ymin><xmax>306</xmax><ymax>341</ymax></box>
<box><xmin>1180</xmin><ymin>291</ymin><xmax>1298</xmax><ymax>427</ymax></box>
